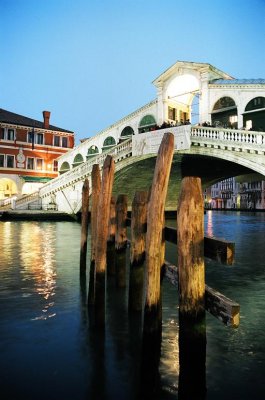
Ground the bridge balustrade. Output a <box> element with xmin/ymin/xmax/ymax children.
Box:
<box><xmin>191</xmin><ymin>126</ymin><xmax>265</xmax><ymax>149</ymax></box>
<box><xmin>39</xmin><ymin>138</ymin><xmax>132</xmax><ymax>197</ymax></box>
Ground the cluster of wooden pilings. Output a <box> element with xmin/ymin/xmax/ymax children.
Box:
<box><xmin>79</xmin><ymin>132</ymin><xmax>240</xmax><ymax>398</ymax></box>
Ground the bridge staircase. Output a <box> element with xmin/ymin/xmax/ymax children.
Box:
<box><xmin>0</xmin><ymin>192</ymin><xmax>42</xmax><ymax>211</ymax></box>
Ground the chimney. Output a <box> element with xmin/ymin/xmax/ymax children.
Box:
<box><xmin>43</xmin><ymin>110</ymin><xmax>51</xmax><ymax>129</ymax></box>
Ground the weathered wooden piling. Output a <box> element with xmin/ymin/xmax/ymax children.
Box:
<box><xmin>115</xmin><ymin>194</ymin><xmax>128</xmax><ymax>288</ymax></box>
<box><xmin>128</xmin><ymin>191</ymin><xmax>148</xmax><ymax>312</ymax></box>
<box><xmin>80</xmin><ymin>178</ymin><xmax>89</xmax><ymax>273</ymax></box>
<box><xmin>177</xmin><ymin>176</ymin><xmax>205</xmax><ymax>317</ymax></box>
<box><xmin>177</xmin><ymin>176</ymin><xmax>206</xmax><ymax>399</ymax></box>
<box><xmin>88</xmin><ymin>164</ymin><xmax>101</xmax><ymax>306</ymax></box>
<box><xmin>94</xmin><ymin>155</ymin><xmax>115</xmax><ymax>327</ymax></box>
<box><xmin>141</xmin><ymin>134</ymin><xmax>174</xmax><ymax>398</ymax></box>
<box><xmin>107</xmin><ymin>196</ymin><xmax>116</xmax><ymax>276</ymax></box>
<box><xmin>143</xmin><ymin>132</ymin><xmax>174</xmax><ymax>337</ymax></box>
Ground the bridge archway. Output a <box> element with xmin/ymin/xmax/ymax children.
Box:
<box><xmin>120</xmin><ymin>126</ymin><xmax>134</xmax><ymax>140</ymax></box>
<box><xmin>138</xmin><ymin>115</ymin><xmax>157</xmax><ymax>133</ymax></box>
<box><xmin>211</xmin><ymin>96</ymin><xmax>238</xmax><ymax>128</ymax></box>
<box><xmin>73</xmin><ymin>154</ymin><xmax>84</xmax><ymax>167</ymax></box>
<box><xmin>102</xmin><ymin>136</ymin><xmax>116</xmax><ymax>152</ymax></box>
<box><xmin>59</xmin><ymin>161</ymin><xmax>71</xmax><ymax>174</ymax></box>
<box><xmin>112</xmin><ymin>152</ymin><xmax>255</xmax><ymax>209</ymax></box>
<box><xmin>87</xmin><ymin>145</ymin><xmax>99</xmax><ymax>159</ymax></box>
<box><xmin>243</xmin><ymin>96</ymin><xmax>265</xmax><ymax>131</ymax></box>
<box><xmin>0</xmin><ymin>178</ymin><xmax>18</xmax><ymax>200</ymax></box>
<box><xmin>165</xmin><ymin>73</ymin><xmax>200</xmax><ymax>124</ymax></box>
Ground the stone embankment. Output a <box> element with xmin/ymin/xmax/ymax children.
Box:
<box><xmin>0</xmin><ymin>210</ymin><xmax>77</xmax><ymax>221</ymax></box>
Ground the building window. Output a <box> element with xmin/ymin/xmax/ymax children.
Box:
<box><xmin>7</xmin><ymin>155</ymin><xmax>15</xmax><ymax>168</ymax></box>
<box><xmin>27</xmin><ymin>132</ymin><xmax>34</xmax><ymax>144</ymax></box>
<box><xmin>54</xmin><ymin>136</ymin><xmax>60</xmax><ymax>146</ymax></box>
<box><xmin>0</xmin><ymin>154</ymin><xmax>4</xmax><ymax>167</ymax></box>
<box><xmin>36</xmin><ymin>133</ymin><xmax>44</xmax><ymax>145</ymax></box>
<box><xmin>36</xmin><ymin>158</ymin><xmax>43</xmax><ymax>170</ymax></box>
<box><xmin>62</xmin><ymin>137</ymin><xmax>68</xmax><ymax>148</ymax></box>
<box><xmin>0</xmin><ymin>128</ymin><xmax>4</xmax><ymax>139</ymax></box>
<box><xmin>27</xmin><ymin>157</ymin><xmax>34</xmax><ymax>170</ymax></box>
<box><xmin>53</xmin><ymin>160</ymin><xmax>58</xmax><ymax>172</ymax></box>
<box><xmin>7</xmin><ymin>129</ymin><xmax>15</xmax><ymax>141</ymax></box>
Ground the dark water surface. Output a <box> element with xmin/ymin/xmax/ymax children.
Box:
<box><xmin>0</xmin><ymin>212</ymin><xmax>265</xmax><ymax>399</ymax></box>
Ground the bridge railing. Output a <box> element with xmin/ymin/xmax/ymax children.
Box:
<box><xmin>39</xmin><ymin>138</ymin><xmax>132</xmax><ymax>197</ymax></box>
<box><xmin>191</xmin><ymin>126</ymin><xmax>265</xmax><ymax>149</ymax></box>
<box><xmin>0</xmin><ymin>196</ymin><xmax>14</xmax><ymax>209</ymax></box>
<box><xmin>15</xmin><ymin>191</ymin><xmax>40</xmax><ymax>207</ymax></box>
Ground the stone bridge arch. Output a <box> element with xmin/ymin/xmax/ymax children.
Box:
<box><xmin>112</xmin><ymin>150</ymin><xmax>258</xmax><ymax>209</ymax></box>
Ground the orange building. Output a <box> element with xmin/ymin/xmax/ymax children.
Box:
<box><xmin>0</xmin><ymin>108</ymin><xmax>74</xmax><ymax>199</ymax></box>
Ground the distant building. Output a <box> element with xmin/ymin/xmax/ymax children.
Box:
<box><xmin>205</xmin><ymin>177</ymin><xmax>265</xmax><ymax>210</ymax></box>
<box><xmin>0</xmin><ymin>109</ymin><xmax>74</xmax><ymax>200</ymax></box>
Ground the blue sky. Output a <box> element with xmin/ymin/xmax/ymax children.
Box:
<box><xmin>1</xmin><ymin>0</ymin><xmax>265</xmax><ymax>143</ymax></box>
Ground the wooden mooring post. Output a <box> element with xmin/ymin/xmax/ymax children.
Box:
<box><xmin>143</xmin><ymin>132</ymin><xmax>174</xmax><ymax>336</ymax></box>
<box><xmin>80</xmin><ymin>178</ymin><xmax>89</xmax><ymax>273</ymax></box>
<box><xmin>141</xmin><ymin>133</ymin><xmax>174</xmax><ymax>397</ymax></box>
<box><xmin>94</xmin><ymin>155</ymin><xmax>115</xmax><ymax>327</ymax></box>
<box><xmin>107</xmin><ymin>196</ymin><xmax>116</xmax><ymax>276</ymax></box>
<box><xmin>177</xmin><ymin>176</ymin><xmax>205</xmax><ymax>317</ymax></box>
<box><xmin>88</xmin><ymin>164</ymin><xmax>101</xmax><ymax>306</ymax></box>
<box><xmin>128</xmin><ymin>191</ymin><xmax>148</xmax><ymax>312</ymax></box>
<box><xmin>115</xmin><ymin>194</ymin><xmax>128</xmax><ymax>288</ymax></box>
<box><xmin>177</xmin><ymin>176</ymin><xmax>206</xmax><ymax>399</ymax></box>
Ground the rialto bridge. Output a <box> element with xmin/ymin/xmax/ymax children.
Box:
<box><xmin>35</xmin><ymin>124</ymin><xmax>264</xmax><ymax>213</ymax></box>
<box><xmin>4</xmin><ymin>61</ymin><xmax>265</xmax><ymax>213</ymax></box>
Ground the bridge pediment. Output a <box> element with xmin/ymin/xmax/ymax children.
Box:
<box><xmin>152</xmin><ymin>61</ymin><xmax>233</xmax><ymax>87</ymax></box>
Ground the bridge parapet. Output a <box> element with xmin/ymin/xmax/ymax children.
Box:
<box><xmin>191</xmin><ymin>126</ymin><xmax>265</xmax><ymax>153</ymax></box>
<box><xmin>132</xmin><ymin>125</ymin><xmax>191</xmax><ymax>156</ymax></box>
<box><xmin>39</xmin><ymin>138</ymin><xmax>132</xmax><ymax>197</ymax></box>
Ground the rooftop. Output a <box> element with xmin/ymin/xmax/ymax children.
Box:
<box><xmin>210</xmin><ymin>79</ymin><xmax>265</xmax><ymax>85</ymax></box>
<box><xmin>0</xmin><ymin>108</ymin><xmax>74</xmax><ymax>134</ymax></box>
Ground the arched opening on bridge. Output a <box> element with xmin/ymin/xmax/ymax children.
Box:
<box><xmin>138</xmin><ymin>115</ymin><xmax>157</xmax><ymax>133</ymax></box>
<box><xmin>165</xmin><ymin>74</ymin><xmax>200</xmax><ymax>125</ymax></box>
<box><xmin>211</xmin><ymin>97</ymin><xmax>238</xmax><ymax>128</ymax></box>
<box><xmin>73</xmin><ymin>154</ymin><xmax>84</xmax><ymax>168</ymax></box>
<box><xmin>59</xmin><ymin>161</ymin><xmax>71</xmax><ymax>174</ymax></box>
<box><xmin>0</xmin><ymin>178</ymin><xmax>17</xmax><ymax>200</ymax></box>
<box><xmin>243</xmin><ymin>97</ymin><xmax>265</xmax><ymax>131</ymax></box>
<box><xmin>102</xmin><ymin>136</ymin><xmax>116</xmax><ymax>152</ymax></box>
<box><xmin>87</xmin><ymin>145</ymin><xmax>99</xmax><ymax>159</ymax></box>
<box><xmin>120</xmin><ymin>126</ymin><xmax>134</xmax><ymax>141</ymax></box>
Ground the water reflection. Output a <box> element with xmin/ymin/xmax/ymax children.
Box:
<box><xmin>18</xmin><ymin>222</ymin><xmax>57</xmax><ymax>320</ymax></box>
<box><xmin>206</xmin><ymin>210</ymin><xmax>213</xmax><ymax>237</ymax></box>
<box><xmin>1</xmin><ymin>214</ymin><xmax>265</xmax><ymax>400</ymax></box>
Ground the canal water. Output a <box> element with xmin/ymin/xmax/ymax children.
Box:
<box><xmin>0</xmin><ymin>211</ymin><xmax>265</xmax><ymax>399</ymax></box>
